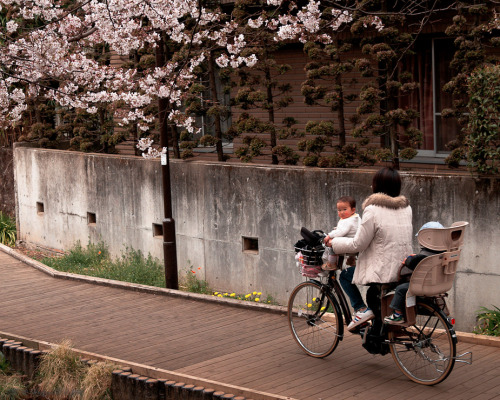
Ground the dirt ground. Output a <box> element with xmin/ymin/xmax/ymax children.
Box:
<box><xmin>13</xmin><ymin>244</ymin><xmax>65</xmax><ymax>261</ymax></box>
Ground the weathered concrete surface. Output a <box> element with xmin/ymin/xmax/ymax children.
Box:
<box><xmin>13</xmin><ymin>147</ymin><xmax>500</xmax><ymax>331</ymax></box>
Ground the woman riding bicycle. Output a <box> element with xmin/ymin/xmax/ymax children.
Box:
<box><xmin>330</xmin><ymin>167</ymin><xmax>413</xmax><ymax>331</ymax></box>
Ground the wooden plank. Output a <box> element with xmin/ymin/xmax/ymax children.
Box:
<box><xmin>2</xmin><ymin>251</ymin><xmax>500</xmax><ymax>400</ymax></box>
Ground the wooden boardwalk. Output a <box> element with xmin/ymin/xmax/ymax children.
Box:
<box><xmin>1</xmin><ymin>250</ymin><xmax>499</xmax><ymax>400</ymax></box>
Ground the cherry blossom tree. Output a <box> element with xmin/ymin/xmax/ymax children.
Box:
<box><xmin>2</xmin><ymin>0</ymin><xmax>495</xmax><ymax>167</ymax></box>
<box><xmin>0</xmin><ymin>0</ymin><xmax>259</xmax><ymax>151</ymax></box>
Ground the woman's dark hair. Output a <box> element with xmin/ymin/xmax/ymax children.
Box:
<box><xmin>372</xmin><ymin>167</ymin><xmax>401</xmax><ymax>197</ymax></box>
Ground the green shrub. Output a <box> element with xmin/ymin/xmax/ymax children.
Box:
<box><xmin>0</xmin><ymin>213</ymin><xmax>16</xmax><ymax>247</ymax></box>
<box><xmin>473</xmin><ymin>306</ymin><xmax>500</xmax><ymax>336</ymax></box>
<box><xmin>466</xmin><ymin>64</ymin><xmax>500</xmax><ymax>174</ymax></box>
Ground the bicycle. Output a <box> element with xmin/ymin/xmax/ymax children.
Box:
<box><xmin>288</xmin><ymin>223</ymin><xmax>472</xmax><ymax>385</ymax></box>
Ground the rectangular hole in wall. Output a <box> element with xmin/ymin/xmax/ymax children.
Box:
<box><xmin>243</xmin><ymin>237</ymin><xmax>259</xmax><ymax>254</ymax></box>
<box><xmin>153</xmin><ymin>223</ymin><xmax>163</xmax><ymax>238</ymax></box>
<box><xmin>36</xmin><ymin>202</ymin><xmax>44</xmax><ymax>215</ymax></box>
<box><xmin>87</xmin><ymin>212</ymin><xmax>96</xmax><ymax>226</ymax></box>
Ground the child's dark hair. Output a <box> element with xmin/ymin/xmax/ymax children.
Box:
<box><xmin>337</xmin><ymin>195</ymin><xmax>356</xmax><ymax>209</ymax></box>
<box><xmin>372</xmin><ymin>167</ymin><xmax>401</xmax><ymax>197</ymax></box>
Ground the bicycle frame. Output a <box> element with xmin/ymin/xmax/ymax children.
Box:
<box><xmin>310</xmin><ymin>269</ymin><xmax>352</xmax><ymax>327</ymax></box>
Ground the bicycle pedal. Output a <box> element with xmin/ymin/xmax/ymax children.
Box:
<box><xmin>350</xmin><ymin>321</ymin><xmax>370</xmax><ymax>334</ymax></box>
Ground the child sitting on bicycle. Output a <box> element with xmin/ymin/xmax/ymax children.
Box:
<box><xmin>323</xmin><ymin>196</ymin><xmax>359</xmax><ymax>269</ymax></box>
<box><xmin>384</xmin><ymin>221</ymin><xmax>444</xmax><ymax>324</ymax></box>
<box><xmin>324</xmin><ymin>196</ymin><xmax>359</xmax><ymax>245</ymax></box>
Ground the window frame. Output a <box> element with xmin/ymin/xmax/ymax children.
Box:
<box><xmin>415</xmin><ymin>38</ymin><xmax>458</xmax><ymax>161</ymax></box>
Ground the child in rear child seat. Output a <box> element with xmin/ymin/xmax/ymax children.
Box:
<box><xmin>384</xmin><ymin>221</ymin><xmax>444</xmax><ymax>324</ymax></box>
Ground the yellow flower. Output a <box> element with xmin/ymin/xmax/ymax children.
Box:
<box><xmin>245</xmin><ymin>294</ymin><xmax>251</xmax><ymax>298</ymax></box>
<box><xmin>230</xmin><ymin>293</ymin><xmax>236</xmax><ymax>297</ymax></box>
<box><xmin>257</xmin><ymin>292</ymin><xmax>262</xmax><ymax>295</ymax></box>
<box><xmin>320</xmin><ymin>307</ymin><xmax>326</xmax><ymax>311</ymax></box>
<box><xmin>253</xmin><ymin>291</ymin><xmax>257</xmax><ymax>295</ymax></box>
<box><xmin>217</xmin><ymin>294</ymin><xmax>223</xmax><ymax>297</ymax></box>
<box><xmin>255</xmin><ymin>298</ymin><xmax>260</xmax><ymax>302</ymax></box>
<box><xmin>307</xmin><ymin>303</ymin><xmax>312</xmax><ymax>308</ymax></box>
<box><xmin>224</xmin><ymin>293</ymin><xmax>228</xmax><ymax>296</ymax></box>
<box><xmin>214</xmin><ymin>292</ymin><xmax>219</xmax><ymax>295</ymax></box>
<box><xmin>313</xmin><ymin>297</ymin><xmax>317</xmax><ymax>302</ymax></box>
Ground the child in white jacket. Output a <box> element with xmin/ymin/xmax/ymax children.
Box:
<box><xmin>323</xmin><ymin>196</ymin><xmax>360</xmax><ymax>269</ymax></box>
<box><xmin>324</xmin><ymin>196</ymin><xmax>360</xmax><ymax>246</ymax></box>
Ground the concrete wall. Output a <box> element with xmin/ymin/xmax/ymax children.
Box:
<box><xmin>13</xmin><ymin>147</ymin><xmax>500</xmax><ymax>331</ymax></box>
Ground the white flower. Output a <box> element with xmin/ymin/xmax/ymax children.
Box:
<box><xmin>215</xmin><ymin>54</ymin><xmax>230</xmax><ymax>68</ymax></box>
<box><xmin>245</xmin><ymin>54</ymin><xmax>258</xmax><ymax>68</ymax></box>
<box><xmin>137</xmin><ymin>137</ymin><xmax>154</xmax><ymax>151</ymax></box>
<box><xmin>248</xmin><ymin>17</ymin><xmax>264</xmax><ymax>29</ymax></box>
<box><xmin>6</xmin><ymin>21</ymin><xmax>18</xmax><ymax>34</ymax></box>
<box><xmin>142</xmin><ymin>146</ymin><xmax>161</xmax><ymax>159</ymax></box>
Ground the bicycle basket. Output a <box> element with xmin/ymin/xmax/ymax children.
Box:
<box><xmin>294</xmin><ymin>239</ymin><xmax>325</xmax><ymax>278</ymax></box>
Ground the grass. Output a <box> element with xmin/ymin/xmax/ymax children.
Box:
<box><xmin>473</xmin><ymin>306</ymin><xmax>500</xmax><ymax>337</ymax></box>
<box><xmin>37</xmin><ymin>340</ymin><xmax>87</xmax><ymax>400</ymax></box>
<box><xmin>36</xmin><ymin>340</ymin><xmax>116</xmax><ymax>400</ymax></box>
<box><xmin>42</xmin><ymin>241</ymin><xmax>166</xmax><ymax>288</ymax></box>
<box><xmin>180</xmin><ymin>265</ymin><xmax>212</xmax><ymax>294</ymax></box>
<box><xmin>0</xmin><ymin>212</ymin><xmax>16</xmax><ymax>247</ymax></box>
<box><xmin>0</xmin><ymin>373</ymin><xmax>26</xmax><ymax>400</ymax></box>
<box><xmin>40</xmin><ymin>242</ymin><xmax>278</xmax><ymax>306</ymax></box>
<box><xmin>0</xmin><ymin>340</ymin><xmax>118</xmax><ymax>400</ymax></box>
<box><xmin>80</xmin><ymin>362</ymin><xmax>115</xmax><ymax>400</ymax></box>
<box><xmin>0</xmin><ymin>353</ymin><xmax>26</xmax><ymax>400</ymax></box>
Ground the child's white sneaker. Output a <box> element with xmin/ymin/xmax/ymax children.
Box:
<box><xmin>347</xmin><ymin>308</ymin><xmax>375</xmax><ymax>331</ymax></box>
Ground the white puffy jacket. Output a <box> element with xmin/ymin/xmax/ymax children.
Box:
<box><xmin>331</xmin><ymin>193</ymin><xmax>413</xmax><ymax>285</ymax></box>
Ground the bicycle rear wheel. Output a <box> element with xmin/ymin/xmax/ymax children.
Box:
<box><xmin>388</xmin><ymin>301</ymin><xmax>456</xmax><ymax>385</ymax></box>
<box><xmin>288</xmin><ymin>281</ymin><xmax>342</xmax><ymax>358</ymax></box>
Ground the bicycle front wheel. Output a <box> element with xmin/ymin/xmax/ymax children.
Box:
<box><xmin>288</xmin><ymin>281</ymin><xmax>342</xmax><ymax>358</ymax></box>
<box><xmin>388</xmin><ymin>301</ymin><xmax>456</xmax><ymax>385</ymax></box>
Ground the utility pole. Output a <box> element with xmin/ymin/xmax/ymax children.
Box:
<box><xmin>156</xmin><ymin>35</ymin><xmax>178</xmax><ymax>289</ymax></box>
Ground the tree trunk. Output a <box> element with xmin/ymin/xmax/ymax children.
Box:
<box><xmin>264</xmin><ymin>61</ymin><xmax>278</xmax><ymax>164</ymax></box>
<box><xmin>333</xmin><ymin>37</ymin><xmax>346</xmax><ymax>148</ymax></box>
<box><xmin>390</xmin><ymin>123</ymin><xmax>400</xmax><ymax>170</ymax></box>
<box><xmin>170</xmin><ymin>124</ymin><xmax>180</xmax><ymax>158</ymax></box>
<box><xmin>155</xmin><ymin>33</ymin><xmax>178</xmax><ymax>290</ymax></box>
<box><xmin>208</xmin><ymin>52</ymin><xmax>224</xmax><ymax>161</ymax></box>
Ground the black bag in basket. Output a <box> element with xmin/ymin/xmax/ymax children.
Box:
<box><xmin>300</xmin><ymin>227</ymin><xmax>324</xmax><ymax>247</ymax></box>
